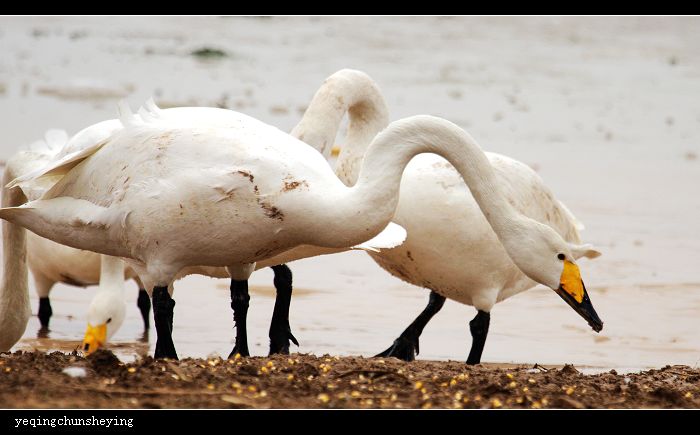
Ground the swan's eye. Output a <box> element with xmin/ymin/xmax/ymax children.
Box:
<box><xmin>557</xmin><ymin>253</ymin><xmax>565</xmax><ymax>260</ymax></box>
<box><xmin>106</xmin><ymin>318</ymin><xmax>112</xmax><ymax>324</ymax></box>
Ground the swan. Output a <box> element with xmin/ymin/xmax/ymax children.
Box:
<box><xmin>295</xmin><ymin>70</ymin><xmax>603</xmax><ymax>364</ymax></box>
<box><xmin>1</xmin><ymin>105</ymin><xmax>600</xmax><ymax>362</ymax></box>
<box><xmin>81</xmin><ymin>254</ymin><xmax>128</xmax><ymax>353</ymax></box>
<box><xmin>3</xmin><ymin>104</ymin><xmax>405</xmax><ymax>358</ymax></box>
<box><xmin>0</xmin><ymin>131</ymin><xmax>161</xmax><ymax>354</ymax></box>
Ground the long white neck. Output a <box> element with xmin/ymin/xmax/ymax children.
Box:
<box><xmin>317</xmin><ymin>116</ymin><xmax>523</xmax><ymax>250</ymax></box>
<box><xmin>97</xmin><ymin>255</ymin><xmax>125</xmax><ymax>295</ymax></box>
<box><xmin>0</xmin><ymin>166</ymin><xmax>31</xmax><ymax>352</ymax></box>
<box><xmin>291</xmin><ymin>69</ymin><xmax>389</xmax><ymax>186</ymax></box>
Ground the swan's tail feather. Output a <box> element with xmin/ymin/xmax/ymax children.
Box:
<box><xmin>137</xmin><ymin>106</ymin><xmax>155</xmax><ymax>123</ymax></box>
<box><xmin>352</xmin><ymin>222</ymin><xmax>407</xmax><ymax>252</ymax></box>
<box><xmin>136</xmin><ymin>98</ymin><xmax>163</xmax><ymax>124</ymax></box>
<box><xmin>117</xmin><ymin>100</ymin><xmax>141</xmax><ymax>128</ymax></box>
<box><xmin>144</xmin><ymin>97</ymin><xmax>163</xmax><ymax>117</ymax></box>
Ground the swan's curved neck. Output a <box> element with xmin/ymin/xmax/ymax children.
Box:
<box><xmin>291</xmin><ymin>70</ymin><xmax>389</xmax><ymax>186</ymax></box>
<box><xmin>0</xmin><ymin>165</ymin><xmax>30</xmax><ymax>350</ymax></box>
<box><xmin>98</xmin><ymin>255</ymin><xmax>125</xmax><ymax>294</ymax></box>
<box><xmin>322</xmin><ymin>116</ymin><xmax>522</xmax><ymax>248</ymax></box>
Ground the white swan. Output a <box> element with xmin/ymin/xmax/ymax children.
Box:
<box><xmin>8</xmin><ymin>131</ymin><xmax>300</xmax><ymax>355</ymax></box>
<box><xmin>1</xmin><ymin>107</ymin><xmax>598</xmax><ymax>362</ymax></box>
<box><xmin>0</xmin><ymin>131</ymin><xmax>158</xmax><ymax>355</ymax></box>
<box><xmin>295</xmin><ymin>69</ymin><xmax>603</xmax><ymax>364</ymax></box>
<box><xmin>2</xmin><ymin>103</ymin><xmax>405</xmax><ymax>358</ymax></box>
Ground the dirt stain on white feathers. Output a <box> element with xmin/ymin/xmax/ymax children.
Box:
<box><xmin>282</xmin><ymin>180</ymin><xmax>308</xmax><ymax>192</ymax></box>
<box><xmin>237</xmin><ymin>170</ymin><xmax>254</xmax><ymax>183</ymax></box>
<box><xmin>231</xmin><ymin>169</ymin><xmax>284</xmax><ymax>220</ymax></box>
<box><xmin>259</xmin><ymin>201</ymin><xmax>284</xmax><ymax>220</ymax></box>
<box><xmin>252</xmin><ymin>185</ymin><xmax>284</xmax><ymax>221</ymax></box>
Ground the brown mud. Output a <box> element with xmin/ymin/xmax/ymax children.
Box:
<box><xmin>1</xmin><ymin>350</ymin><xmax>698</xmax><ymax>409</ymax></box>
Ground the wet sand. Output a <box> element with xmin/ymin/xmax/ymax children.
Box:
<box><xmin>1</xmin><ymin>16</ymin><xmax>700</xmax><ymax>408</ymax></box>
<box><xmin>1</xmin><ymin>350</ymin><xmax>699</xmax><ymax>409</ymax></box>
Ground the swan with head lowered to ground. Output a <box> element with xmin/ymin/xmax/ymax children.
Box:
<box><xmin>1</xmin><ymin>105</ymin><xmax>600</xmax><ymax>362</ymax></box>
<box><xmin>1</xmin><ymin>103</ymin><xmax>405</xmax><ymax>362</ymax></box>
<box><xmin>1</xmin><ymin>130</ymin><xmax>225</xmax><ymax>353</ymax></box>
<box><xmin>292</xmin><ymin>69</ymin><xmax>603</xmax><ymax>364</ymax></box>
<box><xmin>1</xmin><ymin>130</ymin><xmax>152</xmax><ymax>340</ymax></box>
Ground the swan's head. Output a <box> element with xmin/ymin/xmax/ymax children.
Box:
<box><xmin>504</xmin><ymin>220</ymin><xmax>603</xmax><ymax>332</ymax></box>
<box><xmin>81</xmin><ymin>290</ymin><xmax>126</xmax><ymax>356</ymax></box>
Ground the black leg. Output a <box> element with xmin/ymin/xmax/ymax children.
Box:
<box><xmin>152</xmin><ymin>286</ymin><xmax>177</xmax><ymax>360</ymax></box>
<box><xmin>228</xmin><ymin>279</ymin><xmax>250</xmax><ymax>358</ymax></box>
<box><xmin>466</xmin><ymin>310</ymin><xmax>490</xmax><ymax>365</ymax></box>
<box><xmin>375</xmin><ymin>291</ymin><xmax>446</xmax><ymax>361</ymax></box>
<box><xmin>137</xmin><ymin>288</ymin><xmax>151</xmax><ymax>331</ymax></box>
<box><xmin>268</xmin><ymin>265</ymin><xmax>299</xmax><ymax>355</ymax></box>
<box><xmin>38</xmin><ymin>297</ymin><xmax>52</xmax><ymax>328</ymax></box>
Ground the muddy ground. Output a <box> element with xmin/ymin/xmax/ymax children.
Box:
<box><xmin>0</xmin><ymin>350</ymin><xmax>698</xmax><ymax>409</ymax></box>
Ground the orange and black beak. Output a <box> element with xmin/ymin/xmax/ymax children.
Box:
<box><xmin>555</xmin><ymin>261</ymin><xmax>603</xmax><ymax>332</ymax></box>
<box><xmin>81</xmin><ymin>323</ymin><xmax>107</xmax><ymax>355</ymax></box>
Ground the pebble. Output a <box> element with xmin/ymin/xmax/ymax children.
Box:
<box><xmin>62</xmin><ymin>367</ymin><xmax>87</xmax><ymax>378</ymax></box>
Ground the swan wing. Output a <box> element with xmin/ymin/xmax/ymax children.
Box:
<box><xmin>4</xmin><ymin>129</ymin><xmax>71</xmax><ymax>201</ymax></box>
<box><xmin>352</xmin><ymin>222</ymin><xmax>407</xmax><ymax>252</ymax></box>
<box><xmin>7</xmin><ymin>120</ymin><xmax>122</xmax><ymax>193</ymax></box>
<box><xmin>255</xmin><ymin>222</ymin><xmax>407</xmax><ymax>268</ymax></box>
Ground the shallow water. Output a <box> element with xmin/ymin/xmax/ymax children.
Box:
<box><xmin>2</xmin><ymin>16</ymin><xmax>700</xmax><ymax>370</ymax></box>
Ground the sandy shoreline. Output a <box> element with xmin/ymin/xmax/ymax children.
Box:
<box><xmin>1</xmin><ymin>350</ymin><xmax>698</xmax><ymax>409</ymax></box>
